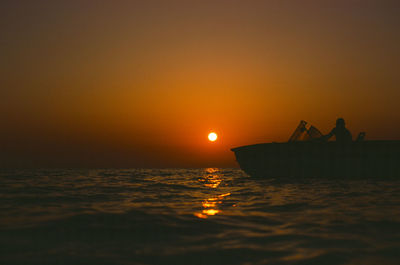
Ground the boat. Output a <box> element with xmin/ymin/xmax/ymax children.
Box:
<box><xmin>231</xmin><ymin>121</ymin><xmax>400</xmax><ymax>178</ymax></box>
<box><xmin>231</xmin><ymin>141</ymin><xmax>400</xmax><ymax>178</ymax></box>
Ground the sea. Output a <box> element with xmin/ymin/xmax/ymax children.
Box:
<box><xmin>1</xmin><ymin>168</ymin><xmax>399</xmax><ymax>265</ymax></box>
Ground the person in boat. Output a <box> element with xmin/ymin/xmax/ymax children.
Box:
<box><xmin>323</xmin><ymin>118</ymin><xmax>352</xmax><ymax>143</ymax></box>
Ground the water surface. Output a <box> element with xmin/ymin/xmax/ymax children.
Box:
<box><xmin>1</xmin><ymin>168</ymin><xmax>399</xmax><ymax>264</ymax></box>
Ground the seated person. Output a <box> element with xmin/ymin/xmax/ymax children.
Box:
<box><xmin>323</xmin><ymin>118</ymin><xmax>352</xmax><ymax>143</ymax></box>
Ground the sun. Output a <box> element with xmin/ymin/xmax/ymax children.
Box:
<box><xmin>208</xmin><ymin>132</ymin><xmax>218</xmax><ymax>142</ymax></box>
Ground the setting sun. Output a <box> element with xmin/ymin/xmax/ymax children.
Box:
<box><xmin>208</xmin><ymin>132</ymin><xmax>218</xmax><ymax>142</ymax></box>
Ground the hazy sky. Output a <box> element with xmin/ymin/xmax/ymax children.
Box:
<box><xmin>1</xmin><ymin>1</ymin><xmax>400</xmax><ymax>168</ymax></box>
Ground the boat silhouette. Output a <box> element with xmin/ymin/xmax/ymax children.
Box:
<box><xmin>232</xmin><ymin>121</ymin><xmax>400</xmax><ymax>178</ymax></box>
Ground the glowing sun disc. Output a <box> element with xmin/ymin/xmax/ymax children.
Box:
<box><xmin>208</xmin><ymin>132</ymin><xmax>218</xmax><ymax>142</ymax></box>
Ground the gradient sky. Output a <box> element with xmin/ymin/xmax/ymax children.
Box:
<box><xmin>1</xmin><ymin>0</ymin><xmax>400</xmax><ymax>168</ymax></box>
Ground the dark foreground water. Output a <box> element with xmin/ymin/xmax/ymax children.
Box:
<box><xmin>1</xmin><ymin>168</ymin><xmax>399</xmax><ymax>265</ymax></box>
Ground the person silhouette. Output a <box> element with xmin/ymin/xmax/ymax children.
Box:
<box><xmin>324</xmin><ymin>118</ymin><xmax>352</xmax><ymax>143</ymax></box>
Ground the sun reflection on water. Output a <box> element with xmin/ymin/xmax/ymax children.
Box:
<box><xmin>194</xmin><ymin>168</ymin><xmax>231</xmax><ymax>219</ymax></box>
<box><xmin>202</xmin><ymin>209</ymin><xmax>220</xmax><ymax>216</ymax></box>
<box><xmin>198</xmin><ymin>168</ymin><xmax>222</xmax><ymax>189</ymax></box>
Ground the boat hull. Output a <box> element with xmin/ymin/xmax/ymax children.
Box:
<box><xmin>231</xmin><ymin>141</ymin><xmax>400</xmax><ymax>178</ymax></box>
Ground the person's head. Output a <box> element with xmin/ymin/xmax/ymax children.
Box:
<box><xmin>336</xmin><ymin>118</ymin><xmax>345</xmax><ymax>128</ymax></box>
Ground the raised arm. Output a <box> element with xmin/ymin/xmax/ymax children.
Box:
<box><xmin>322</xmin><ymin>128</ymin><xmax>335</xmax><ymax>141</ymax></box>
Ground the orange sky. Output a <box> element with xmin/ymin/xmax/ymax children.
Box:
<box><xmin>1</xmin><ymin>1</ymin><xmax>400</xmax><ymax>168</ymax></box>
